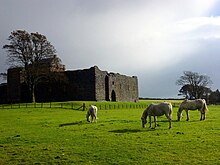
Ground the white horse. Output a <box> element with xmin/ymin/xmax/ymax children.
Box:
<box><xmin>141</xmin><ymin>102</ymin><xmax>173</xmax><ymax>129</ymax></box>
<box><xmin>86</xmin><ymin>105</ymin><xmax>98</xmax><ymax>122</ymax></box>
<box><xmin>177</xmin><ymin>99</ymin><xmax>208</xmax><ymax>121</ymax></box>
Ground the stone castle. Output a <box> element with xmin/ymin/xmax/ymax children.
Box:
<box><xmin>0</xmin><ymin>57</ymin><xmax>139</xmax><ymax>103</ymax></box>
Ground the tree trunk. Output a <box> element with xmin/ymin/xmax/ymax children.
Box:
<box><xmin>32</xmin><ymin>85</ymin><xmax>36</xmax><ymax>103</ymax></box>
<box><xmin>29</xmin><ymin>83</ymin><xmax>36</xmax><ymax>103</ymax></box>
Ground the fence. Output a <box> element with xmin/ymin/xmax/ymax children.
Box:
<box><xmin>0</xmin><ymin>102</ymin><xmax>85</xmax><ymax>110</ymax></box>
<box><xmin>0</xmin><ymin>101</ymin><xmax>180</xmax><ymax>110</ymax></box>
<box><xmin>0</xmin><ymin>102</ymin><xmax>148</xmax><ymax>110</ymax></box>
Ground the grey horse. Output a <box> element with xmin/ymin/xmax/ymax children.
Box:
<box><xmin>141</xmin><ymin>102</ymin><xmax>173</xmax><ymax>129</ymax></box>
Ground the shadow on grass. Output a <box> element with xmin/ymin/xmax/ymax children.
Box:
<box><xmin>59</xmin><ymin>121</ymin><xmax>86</xmax><ymax>127</ymax></box>
<box><xmin>158</xmin><ymin>120</ymin><xmax>179</xmax><ymax>123</ymax></box>
<box><xmin>107</xmin><ymin>120</ymin><xmax>138</xmax><ymax>123</ymax></box>
<box><xmin>174</xmin><ymin>119</ymin><xmax>203</xmax><ymax>123</ymax></box>
<box><xmin>109</xmin><ymin>128</ymin><xmax>156</xmax><ymax>133</ymax></box>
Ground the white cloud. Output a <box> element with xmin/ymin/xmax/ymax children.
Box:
<box><xmin>169</xmin><ymin>16</ymin><xmax>220</xmax><ymax>39</ymax></box>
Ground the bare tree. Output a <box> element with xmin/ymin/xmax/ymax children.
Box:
<box><xmin>3</xmin><ymin>30</ymin><xmax>62</xmax><ymax>102</ymax></box>
<box><xmin>176</xmin><ymin>71</ymin><xmax>212</xmax><ymax>99</ymax></box>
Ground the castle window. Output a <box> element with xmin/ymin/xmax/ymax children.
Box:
<box><xmin>112</xmin><ymin>81</ymin><xmax>114</xmax><ymax>85</ymax></box>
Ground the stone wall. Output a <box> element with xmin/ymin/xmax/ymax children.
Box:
<box><xmin>65</xmin><ymin>67</ymin><xmax>96</xmax><ymax>101</ymax></box>
<box><xmin>94</xmin><ymin>66</ymin><xmax>108</xmax><ymax>101</ymax></box>
<box><xmin>107</xmin><ymin>73</ymin><xmax>138</xmax><ymax>102</ymax></box>
<box><xmin>94</xmin><ymin>66</ymin><xmax>139</xmax><ymax>102</ymax></box>
<box><xmin>5</xmin><ymin>66</ymin><xmax>139</xmax><ymax>103</ymax></box>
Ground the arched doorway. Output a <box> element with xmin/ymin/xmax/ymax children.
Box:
<box><xmin>111</xmin><ymin>90</ymin><xmax>116</xmax><ymax>101</ymax></box>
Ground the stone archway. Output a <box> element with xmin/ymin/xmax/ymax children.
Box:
<box><xmin>111</xmin><ymin>90</ymin><xmax>116</xmax><ymax>101</ymax></box>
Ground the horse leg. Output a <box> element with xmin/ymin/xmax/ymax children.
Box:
<box><xmin>153</xmin><ymin>116</ymin><xmax>157</xmax><ymax>129</ymax></box>
<box><xmin>202</xmin><ymin>108</ymin><xmax>206</xmax><ymax>120</ymax></box>
<box><xmin>203</xmin><ymin>112</ymin><xmax>206</xmax><ymax>120</ymax></box>
<box><xmin>149</xmin><ymin>116</ymin><xmax>152</xmax><ymax>128</ymax></box>
<box><xmin>200</xmin><ymin>111</ymin><xmax>206</xmax><ymax>120</ymax></box>
<box><xmin>165</xmin><ymin>114</ymin><xmax>172</xmax><ymax>129</ymax></box>
<box><xmin>86</xmin><ymin>113</ymin><xmax>90</xmax><ymax>122</ymax></box>
<box><xmin>186</xmin><ymin>110</ymin><xmax>189</xmax><ymax>121</ymax></box>
<box><xmin>169</xmin><ymin>119</ymin><xmax>172</xmax><ymax>129</ymax></box>
<box><xmin>200</xmin><ymin>111</ymin><xmax>203</xmax><ymax>121</ymax></box>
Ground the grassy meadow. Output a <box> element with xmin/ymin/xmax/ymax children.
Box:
<box><xmin>0</xmin><ymin>101</ymin><xmax>220</xmax><ymax>164</ymax></box>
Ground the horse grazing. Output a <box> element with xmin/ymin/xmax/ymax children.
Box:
<box><xmin>177</xmin><ymin>99</ymin><xmax>208</xmax><ymax>121</ymax></box>
<box><xmin>86</xmin><ymin>105</ymin><xmax>98</xmax><ymax>122</ymax></box>
<box><xmin>141</xmin><ymin>102</ymin><xmax>173</xmax><ymax>129</ymax></box>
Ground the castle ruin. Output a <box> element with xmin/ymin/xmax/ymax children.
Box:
<box><xmin>1</xmin><ymin>63</ymin><xmax>139</xmax><ymax>103</ymax></box>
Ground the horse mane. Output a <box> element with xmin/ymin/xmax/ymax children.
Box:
<box><xmin>141</xmin><ymin>104</ymin><xmax>153</xmax><ymax>119</ymax></box>
<box><xmin>141</xmin><ymin>108</ymin><xmax>148</xmax><ymax>119</ymax></box>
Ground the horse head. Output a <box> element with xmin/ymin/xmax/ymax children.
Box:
<box><xmin>141</xmin><ymin>105</ymin><xmax>151</xmax><ymax>128</ymax></box>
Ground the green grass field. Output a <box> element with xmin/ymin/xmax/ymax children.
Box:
<box><xmin>0</xmin><ymin>101</ymin><xmax>220</xmax><ymax>164</ymax></box>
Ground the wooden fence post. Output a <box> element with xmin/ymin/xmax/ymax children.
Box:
<box><xmin>82</xmin><ymin>103</ymin><xmax>86</xmax><ymax>111</ymax></box>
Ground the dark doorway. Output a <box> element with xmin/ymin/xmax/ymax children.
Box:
<box><xmin>105</xmin><ymin>76</ymin><xmax>110</xmax><ymax>101</ymax></box>
<box><xmin>111</xmin><ymin>90</ymin><xmax>116</xmax><ymax>101</ymax></box>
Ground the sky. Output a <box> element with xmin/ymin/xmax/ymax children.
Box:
<box><xmin>1</xmin><ymin>0</ymin><xmax>220</xmax><ymax>98</ymax></box>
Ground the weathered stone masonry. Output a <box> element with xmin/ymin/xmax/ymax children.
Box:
<box><xmin>2</xmin><ymin>65</ymin><xmax>139</xmax><ymax>103</ymax></box>
<box><xmin>94</xmin><ymin>66</ymin><xmax>138</xmax><ymax>102</ymax></box>
<box><xmin>64</xmin><ymin>66</ymin><xmax>138</xmax><ymax>102</ymax></box>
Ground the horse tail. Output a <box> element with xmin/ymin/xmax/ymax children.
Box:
<box><xmin>202</xmin><ymin>99</ymin><xmax>208</xmax><ymax>112</ymax></box>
